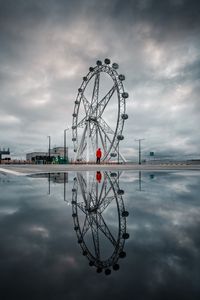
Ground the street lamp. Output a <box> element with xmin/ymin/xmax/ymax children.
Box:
<box><xmin>47</xmin><ymin>135</ymin><xmax>51</xmax><ymax>164</ymax></box>
<box><xmin>135</xmin><ymin>138</ymin><xmax>145</xmax><ymax>165</ymax></box>
<box><xmin>64</xmin><ymin>127</ymin><xmax>69</xmax><ymax>164</ymax></box>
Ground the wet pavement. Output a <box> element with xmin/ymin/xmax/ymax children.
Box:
<box><xmin>0</xmin><ymin>170</ymin><xmax>200</xmax><ymax>300</ymax></box>
<box><xmin>0</xmin><ymin>162</ymin><xmax>200</xmax><ymax>175</ymax></box>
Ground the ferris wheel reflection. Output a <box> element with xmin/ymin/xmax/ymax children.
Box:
<box><xmin>71</xmin><ymin>171</ymin><xmax>129</xmax><ymax>275</ymax></box>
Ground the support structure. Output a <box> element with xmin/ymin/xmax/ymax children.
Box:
<box><xmin>135</xmin><ymin>139</ymin><xmax>145</xmax><ymax>165</ymax></box>
<box><xmin>72</xmin><ymin>59</ymin><xmax>129</xmax><ymax>163</ymax></box>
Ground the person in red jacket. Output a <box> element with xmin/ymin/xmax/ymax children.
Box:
<box><xmin>96</xmin><ymin>171</ymin><xmax>102</xmax><ymax>183</ymax></box>
<box><xmin>96</xmin><ymin>148</ymin><xmax>102</xmax><ymax>164</ymax></box>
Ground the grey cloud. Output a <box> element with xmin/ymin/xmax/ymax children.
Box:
<box><xmin>0</xmin><ymin>0</ymin><xmax>199</xmax><ymax>159</ymax></box>
<box><xmin>105</xmin><ymin>0</ymin><xmax>200</xmax><ymax>39</ymax></box>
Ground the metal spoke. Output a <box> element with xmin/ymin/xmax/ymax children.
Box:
<box><xmin>98</xmin><ymin>185</ymin><xmax>113</xmax><ymax>207</ymax></box>
<box><xmin>97</xmin><ymin>120</ymin><xmax>114</xmax><ymax>149</ymax></box>
<box><xmin>81</xmin><ymin>215</ymin><xmax>90</xmax><ymax>237</ymax></box>
<box><xmin>89</xmin><ymin>123</ymin><xmax>97</xmax><ymax>152</ymax></box>
<box><xmin>98</xmin><ymin>117</ymin><xmax>115</xmax><ymax>135</ymax></box>
<box><xmin>90</xmin><ymin>72</ymin><xmax>100</xmax><ymax>111</ymax></box>
<box><xmin>99</xmin><ymin>196</ymin><xmax>115</xmax><ymax>213</ymax></box>
<box><xmin>97</xmin><ymin>85</ymin><xmax>116</xmax><ymax>117</ymax></box>
<box><xmin>77</xmin><ymin>173</ymin><xmax>88</xmax><ymax>203</ymax></box>
<box><xmin>97</xmin><ymin>125</ymin><xmax>107</xmax><ymax>155</ymax></box>
<box><xmin>82</xmin><ymin>95</ymin><xmax>90</xmax><ymax>116</ymax></box>
<box><xmin>77</xmin><ymin>201</ymin><xmax>87</xmax><ymax>213</ymax></box>
<box><xmin>77</xmin><ymin>116</ymin><xmax>86</xmax><ymax>128</ymax></box>
<box><xmin>89</xmin><ymin>213</ymin><xmax>100</xmax><ymax>259</ymax></box>
<box><xmin>97</xmin><ymin>176</ymin><xmax>107</xmax><ymax>205</ymax></box>
<box><xmin>96</xmin><ymin>212</ymin><xmax>117</xmax><ymax>247</ymax></box>
<box><xmin>76</xmin><ymin>125</ymin><xmax>87</xmax><ymax>159</ymax></box>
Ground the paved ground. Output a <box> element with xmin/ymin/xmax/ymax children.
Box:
<box><xmin>0</xmin><ymin>163</ymin><xmax>200</xmax><ymax>175</ymax></box>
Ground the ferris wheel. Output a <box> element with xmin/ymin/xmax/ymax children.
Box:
<box><xmin>71</xmin><ymin>171</ymin><xmax>129</xmax><ymax>275</ymax></box>
<box><xmin>72</xmin><ymin>59</ymin><xmax>129</xmax><ymax>162</ymax></box>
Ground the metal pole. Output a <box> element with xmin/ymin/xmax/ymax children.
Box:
<box><xmin>118</xmin><ymin>142</ymin><xmax>119</xmax><ymax>164</ymax></box>
<box><xmin>64</xmin><ymin>173</ymin><xmax>66</xmax><ymax>201</ymax></box>
<box><xmin>135</xmin><ymin>139</ymin><xmax>145</xmax><ymax>165</ymax></box>
<box><xmin>86</xmin><ymin>121</ymin><xmax>89</xmax><ymax>163</ymax></box>
<box><xmin>64</xmin><ymin>130</ymin><xmax>66</xmax><ymax>163</ymax></box>
<box><xmin>139</xmin><ymin>171</ymin><xmax>141</xmax><ymax>191</ymax></box>
<box><xmin>64</xmin><ymin>128</ymin><xmax>69</xmax><ymax>164</ymax></box>
<box><xmin>48</xmin><ymin>173</ymin><xmax>51</xmax><ymax>194</ymax></box>
<box><xmin>139</xmin><ymin>140</ymin><xmax>141</xmax><ymax>164</ymax></box>
<box><xmin>47</xmin><ymin>136</ymin><xmax>51</xmax><ymax>164</ymax></box>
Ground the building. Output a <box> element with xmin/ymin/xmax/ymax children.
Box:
<box><xmin>0</xmin><ymin>148</ymin><xmax>10</xmax><ymax>164</ymax></box>
<box><xmin>51</xmin><ymin>147</ymin><xmax>65</xmax><ymax>157</ymax></box>
<box><xmin>26</xmin><ymin>147</ymin><xmax>68</xmax><ymax>164</ymax></box>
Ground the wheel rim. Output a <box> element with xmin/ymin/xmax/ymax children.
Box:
<box><xmin>72</xmin><ymin>59</ymin><xmax>128</xmax><ymax>162</ymax></box>
<box><xmin>71</xmin><ymin>171</ymin><xmax>129</xmax><ymax>272</ymax></box>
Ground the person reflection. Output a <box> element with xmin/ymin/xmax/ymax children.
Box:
<box><xmin>72</xmin><ymin>171</ymin><xmax>129</xmax><ymax>276</ymax></box>
<box><xmin>96</xmin><ymin>171</ymin><xmax>102</xmax><ymax>183</ymax></box>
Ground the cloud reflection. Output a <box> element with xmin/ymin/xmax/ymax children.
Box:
<box><xmin>0</xmin><ymin>170</ymin><xmax>199</xmax><ymax>299</ymax></box>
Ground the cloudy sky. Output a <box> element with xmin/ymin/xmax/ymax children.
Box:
<box><xmin>0</xmin><ymin>0</ymin><xmax>199</xmax><ymax>160</ymax></box>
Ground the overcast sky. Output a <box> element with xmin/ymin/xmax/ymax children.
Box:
<box><xmin>0</xmin><ymin>0</ymin><xmax>199</xmax><ymax>160</ymax></box>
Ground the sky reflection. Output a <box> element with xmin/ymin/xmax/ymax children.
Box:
<box><xmin>0</xmin><ymin>170</ymin><xmax>199</xmax><ymax>300</ymax></box>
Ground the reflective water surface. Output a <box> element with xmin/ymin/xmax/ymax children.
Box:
<box><xmin>0</xmin><ymin>170</ymin><xmax>200</xmax><ymax>300</ymax></box>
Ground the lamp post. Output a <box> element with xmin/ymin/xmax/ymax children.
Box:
<box><xmin>47</xmin><ymin>135</ymin><xmax>51</xmax><ymax>164</ymax></box>
<box><xmin>135</xmin><ymin>138</ymin><xmax>145</xmax><ymax>165</ymax></box>
<box><xmin>64</xmin><ymin>127</ymin><xmax>69</xmax><ymax>164</ymax></box>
